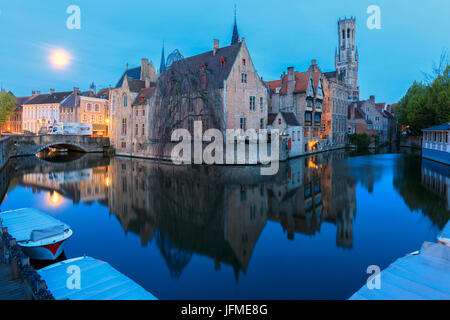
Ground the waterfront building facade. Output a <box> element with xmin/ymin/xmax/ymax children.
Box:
<box><xmin>422</xmin><ymin>123</ymin><xmax>450</xmax><ymax>165</ymax></box>
<box><xmin>347</xmin><ymin>95</ymin><xmax>391</xmax><ymax>142</ymax></box>
<box><xmin>22</xmin><ymin>89</ymin><xmax>72</xmax><ymax>134</ymax></box>
<box><xmin>267</xmin><ymin>112</ymin><xmax>303</xmax><ymax>158</ymax></box>
<box><xmin>267</xmin><ymin>60</ymin><xmax>327</xmax><ymax>154</ymax></box>
<box><xmin>110</xmin><ymin>58</ymin><xmax>157</xmax><ymax>155</ymax></box>
<box><xmin>323</xmin><ymin>71</ymin><xmax>349</xmax><ymax>148</ymax></box>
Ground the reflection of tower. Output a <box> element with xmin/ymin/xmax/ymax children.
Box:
<box><xmin>335</xmin><ymin>17</ymin><xmax>359</xmax><ymax>101</ymax></box>
<box><xmin>156</xmin><ymin>230</ymin><xmax>192</xmax><ymax>279</ymax></box>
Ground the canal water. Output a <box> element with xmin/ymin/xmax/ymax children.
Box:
<box><xmin>0</xmin><ymin>149</ymin><xmax>448</xmax><ymax>299</ymax></box>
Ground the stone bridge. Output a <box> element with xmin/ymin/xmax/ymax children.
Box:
<box><xmin>6</xmin><ymin>135</ymin><xmax>110</xmax><ymax>157</ymax></box>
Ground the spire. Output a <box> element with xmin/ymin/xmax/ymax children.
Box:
<box><xmin>159</xmin><ymin>41</ymin><xmax>166</xmax><ymax>74</ymax></box>
<box><xmin>231</xmin><ymin>4</ymin><xmax>240</xmax><ymax>45</ymax></box>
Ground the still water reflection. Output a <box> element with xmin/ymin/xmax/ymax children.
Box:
<box><xmin>0</xmin><ymin>150</ymin><xmax>448</xmax><ymax>299</ymax></box>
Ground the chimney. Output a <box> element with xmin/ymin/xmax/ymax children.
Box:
<box><xmin>370</xmin><ymin>95</ymin><xmax>375</xmax><ymax>103</ymax></box>
<box><xmin>32</xmin><ymin>91</ymin><xmax>36</xmax><ymax>96</ymax></box>
<box><xmin>312</xmin><ymin>59</ymin><xmax>317</xmax><ymax>65</ymax></box>
<box><xmin>36</xmin><ymin>90</ymin><xmax>41</xmax><ymax>95</ymax></box>
<box><xmin>213</xmin><ymin>39</ymin><xmax>219</xmax><ymax>56</ymax></box>
<box><xmin>50</xmin><ymin>88</ymin><xmax>55</xmax><ymax>94</ymax></box>
<box><xmin>73</xmin><ymin>87</ymin><xmax>80</xmax><ymax>106</ymax></box>
<box><xmin>141</xmin><ymin>58</ymin><xmax>149</xmax><ymax>80</ymax></box>
<box><xmin>287</xmin><ymin>67</ymin><xmax>295</xmax><ymax>94</ymax></box>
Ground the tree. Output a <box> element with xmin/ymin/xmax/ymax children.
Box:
<box><xmin>397</xmin><ymin>63</ymin><xmax>449</xmax><ymax>135</ymax></box>
<box><xmin>0</xmin><ymin>90</ymin><xmax>16</xmax><ymax>132</ymax></box>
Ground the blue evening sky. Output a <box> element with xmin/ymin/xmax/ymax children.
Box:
<box><xmin>0</xmin><ymin>0</ymin><xmax>449</xmax><ymax>104</ymax></box>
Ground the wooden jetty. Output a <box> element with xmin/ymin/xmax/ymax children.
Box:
<box><xmin>38</xmin><ymin>256</ymin><xmax>157</xmax><ymax>300</ymax></box>
<box><xmin>0</xmin><ymin>261</ymin><xmax>26</xmax><ymax>300</ymax></box>
<box><xmin>350</xmin><ymin>222</ymin><xmax>450</xmax><ymax>300</ymax></box>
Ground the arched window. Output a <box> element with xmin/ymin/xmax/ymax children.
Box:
<box><xmin>347</xmin><ymin>28</ymin><xmax>350</xmax><ymax>38</ymax></box>
<box><xmin>87</xmin><ymin>103</ymin><xmax>92</xmax><ymax>111</ymax></box>
<box><xmin>342</xmin><ymin>30</ymin><xmax>345</xmax><ymax>39</ymax></box>
<box><xmin>123</xmin><ymin>95</ymin><xmax>127</xmax><ymax>107</ymax></box>
<box><xmin>94</xmin><ymin>104</ymin><xmax>99</xmax><ymax>112</ymax></box>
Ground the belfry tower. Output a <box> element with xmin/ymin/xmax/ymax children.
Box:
<box><xmin>335</xmin><ymin>17</ymin><xmax>359</xmax><ymax>101</ymax></box>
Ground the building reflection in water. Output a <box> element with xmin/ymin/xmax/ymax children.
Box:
<box><xmin>15</xmin><ymin>150</ymin><xmax>359</xmax><ymax>279</ymax></box>
<box><xmin>421</xmin><ymin>159</ymin><xmax>450</xmax><ymax>212</ymax></box>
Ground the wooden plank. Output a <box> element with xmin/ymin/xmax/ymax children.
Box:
<box><xmin>0</xmin><ymin>263</ymin><xmax>26</xmax><ymax>300</ymax></box>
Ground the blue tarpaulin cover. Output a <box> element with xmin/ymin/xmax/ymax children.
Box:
<box><xmin>0</xmin><ymin>208</ymin><xmax>69</xmax><ymax>242</ymax></box>
<box><xmin>349</xmin><ymin>242</ymin><xmax>450</xmax><ymax>300</ymax></box>
<box><xmin>38</xmin><ymin>256</ymin><xmax>157</xmax><ymax>300</ymax></box>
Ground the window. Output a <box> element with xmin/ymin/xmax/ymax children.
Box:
<box><xmin>242</xmin><ymin>59</ymin><xmax>246</xmax><ymax>66</ymax></box>
<box><xmin>260</xmin><ymin>97</ymin><xmax>263</xmax><ymax>112</ymax></box>
<box><xmin>241</xmin><ymin>73</ymin><xmax>247</xmax><ymax>83</ymax></box>
<box><xmin>292</xmin><ymin>131</ymin><xmax>295</xmax><ymax>140</ymax></box>
<box><xmin>342</xmin><ymin>29</ymin><xmax>345</xmax><ymax>39</ymax></box>
<box><xmin>278</xmin><ymin>118</ymin><xmax>282</xmax><ymax>125</ymax></box>
<box><xmin>249</xmin><ymin>96</ymin><xmax>256</xmax><ymax>111</ymax></box>
<box><xmin>135</xmin><ymin>109</ymin><xmax>138</xmax><ymax>116</ymax></box>
<box><xmin>240</xmin><ymin>117</ymin><xmax>246</xmax><ymax>130</ymax></box>
<box><xmin>260</xmin><ymin>118</ymin><xmax>264</xmax><ymax>129</ymax></box>
<box><xmin>121</xmin><ymin>142</ymin><xmax>126</xmax><ymax>149</ymax></box>
<box><xmin>95</xmin><ymin>104</ymin><xmax>99</xmax><ymax>112</ymax></box>
<box><xmin>142</xmin><ymin>124</ymin><xmax>145</xmax><ymax>136</ymax></box>
<box><xmin>307</xmin><ymin>99</ymin><xmax>312</xmax><ymax>107</ymax></box>
<box><xmin>91</xmin><ymin>115</ymin><xmax>95</xmax><ymax>122</ymax></box>
<box><xmin>123</xmin><ymin>95</ymin><xmax>127</xmax><ymax>107</ymax></box>
<box><xmin>298</xmin><ymin>131</ymin><xmax>301</xmax><ymax>141</ymax></box>
<box><xmin>87</xmin><ymin>103</ymin><xmax>92</xmax><ymax>111</ymax></box>
<box><xmin>135</xmin><ymin>123</ymin><xmax>138</xmax><ymax>136</ymax></box>
<box><xmin>305</xmin><ymin>111</ymin><xmax>312</xmax><ymax>124</ymax></box>
<box><xmin>142</xmin><ymin>109</ymin><xmax>145</xmax><ymax>116</ymax></box>
<box><xmin>347</xmin><ymin>28</ymin><xmax>350</xmax><ymax>38</ymax></box>
<box><xmin>122</xmin><ymin>118</ymin><xmax>127</xmax><ymax>135</ymax></box>
<box><xmin>314</xmin><ymin>113</ymin><xmax>321</xmax><ymax>124</ymax></box>
<box><xmin>83</xmin><ymin>114</ymin><xmax>88</xmax><ymax>122</ymax></box>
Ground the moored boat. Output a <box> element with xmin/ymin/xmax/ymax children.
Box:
<box><xmin>0</xmin><ymin>208</ymin><xmax>73</xmax><ymax>260</ymax></box>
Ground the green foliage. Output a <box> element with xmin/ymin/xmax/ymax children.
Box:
<box><xmin>0</xmin><ymin>91</ymin><xmax>16</xmax><ymax>129</ymax></box>
<box><xmin>397</xmin><ymin>65</ymin><xmax>450</xmax><ymax>135</ymax></box>
<box><xmin>349</xmin><ymin>133</ymin><xmax>372</xmax><ymax>150</ymax></box>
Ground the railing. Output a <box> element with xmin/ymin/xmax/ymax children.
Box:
<box><xmin>0</xmin><ymin>227</ymin><xmax>55</xmax><ymax>300</ymax></box>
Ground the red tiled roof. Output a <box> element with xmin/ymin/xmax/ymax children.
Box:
<box><xmin>266</xmin><ymin>80</ymin><xmax>282</xmax><ymax>94</ymax></box>
<box><xmin>279</xmin><ymin>69</ymin><xmax>322</xmax><ymax>94</ymax></box>
<box><xmin>132</xmin><ymin>87</ymin><xmax>156</xmax><ymax>105</ymax></box>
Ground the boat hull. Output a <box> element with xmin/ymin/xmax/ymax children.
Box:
<box><xmin>20</xmin><ymin>239</ymin><xmax>67</xmax><ymax>260</ymax></box>
<box><xmin>18</xmin><ymin>229</ymin><xmax>73</xmax><ymax>260</ymax></box>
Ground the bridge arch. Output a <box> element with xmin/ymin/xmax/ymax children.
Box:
<box><xmin>35</xmin><ymin>142</ymin><xmax>88</xmax><ymax>154</ymax></box>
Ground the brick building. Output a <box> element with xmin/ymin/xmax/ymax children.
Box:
<box><xmin>266</xmin><ymin>60</ymin><xmax>327</xmax><ymax>154</ymax></box>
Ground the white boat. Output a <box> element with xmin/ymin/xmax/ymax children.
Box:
<box><xmin>38</xmin><ymin>256</ymin><xmax>157</xmax><ymax>300</ymax></box>
<box><xmin>0</xmin><ymin>208</ymin><xmax>73</xmax><ymax>260</ymax></box>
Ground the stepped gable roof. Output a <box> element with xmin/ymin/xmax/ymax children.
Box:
<box><xmin>165</xmin><ymin>42</ymin><xmax>242</xmax><ymax>90</ymax></box>
<box><xmin>279</xmin><ymin>69</ymin><xmax>321</xmax><ymax>94</ymax></box>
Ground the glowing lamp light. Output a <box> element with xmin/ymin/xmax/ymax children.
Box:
<box><xmin>48</xmin><ymin>191</ymin><xmax>62</xmax><ymax>206</ymax></box>
<box><xmin>105</xmin><ymin>177</ymin><xmax>111</xmax><ymax>187</ymax></box>
<box><xmin>105</xmin><ymin>118</ymin><xmax>110</xmax><ymax>124</ymax></box>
